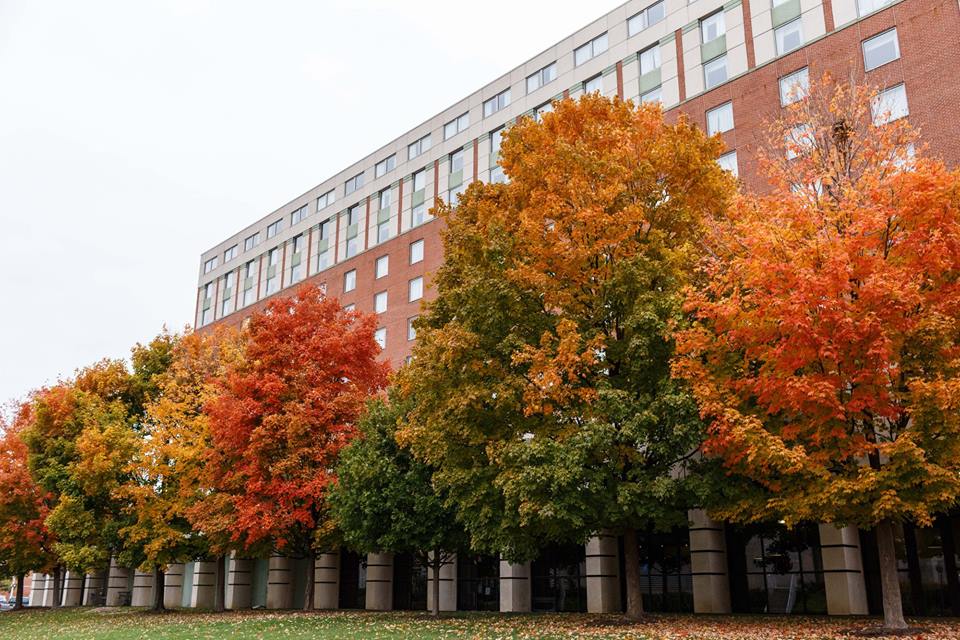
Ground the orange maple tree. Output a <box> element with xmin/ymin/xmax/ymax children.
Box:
<box><xmin>194</xmin><ymin>284</ymin><xmax>389</xmax><ymax>610</ymax></box>
<box><xmin>674</xmin><ymin>76</ymin><xmax>960</xmax><ymax>630</ymax></box>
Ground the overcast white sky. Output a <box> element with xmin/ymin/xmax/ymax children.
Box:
<box><xmin>0</xmin><ymin>0</ymin><xmax>625</xmax><ymax>405</ymax></box>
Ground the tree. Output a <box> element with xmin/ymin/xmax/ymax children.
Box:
<box><xmin>673</xmin><ymin>76</ymin><xmax>960</xmax><ymax>631</ymax></box>
<box><xmin>398</xmin><ymin>94</ymin><xmax>734</xmax><ymax>618</ymax></box>
<box><xmin>118</xmin><ymin>328</ymin><xmax>240</xmax><ymax>611</ymax></box>
<box><xmin>329</xmin><ymin>396</ymin><xmax>467</xmax><ymax>616</ymax></box>
<box><xmin>195</xmin><ymin>284</ymin><xmax>389</xmax><ymax>610</ymax></box>
<box><xmin>0</xmin><ymin>402</ymin><xmax>57</xmax><ymax>609</ymax></box>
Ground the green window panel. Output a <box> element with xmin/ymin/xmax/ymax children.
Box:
<box><xmin>347</xmin><ymin>223</ymin><xmax>359</xmax><ymax>239</ymax></box>
<box><xmin>202</xmin><ymin>298</ymin><xmax>211</xmax><ymax>311</ymax></box>
<box><xmin>317</xmin><ymin>238</ymin><xmax>329</xmax><ymax>253</ymax></box>
<box><xmin>772</xmin><ymin>0</ymin><xmax>801</xmax><ymax>27</ymax></box>
<box><xmin>377</xmin><ymin>209</ymin><xmax>391</xmax><ymax>224</ymax></box>
<box><xmin>639</xmin><ymin>68</ymin><xmax>662</xmax><ymax>93</ymax></box>
<box><xmin>266</xmin><ymin>265</ymin><xmax>277</xmax><ymax>278</ymax></box>
<box><xmin>291</xmin><ymin>253</ymin><xmax>301</xmax><ymax>267</ymax></box>
<box><xmin>244</xmin><ymin>277</ymin><xmax>254</xmax><ymax>290</ymax></box>
<box><xmin>701</xmin><ymin>34</ymin><xmax>727</xmax><ymax>64</ymax></box>
<box><xmin>448</xmin><ymin>169</ymin><xmax>463</xmax><ymax>189</ymax></box>
<box><xmin>412</xmin><ymin>189</ymin><xmax>426</xmax><ymax>208</ymax></box>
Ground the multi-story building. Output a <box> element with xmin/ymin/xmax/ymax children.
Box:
<box><xmin>180</xmin><ymin>0</ymin><xmax>960</xmax><ymax>618</ymax></box>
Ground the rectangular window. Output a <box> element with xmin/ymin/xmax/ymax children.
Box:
<box><xmin>413</xmin><ymin>168</ymin><xmax>426</xmax><ymax>192</ymax></box>
<box><xmin>204</xmin><ymin>257</ymin><xmax>218</xmax><ymax>273</ymax></box>
<box><xmin>706</xmin><ymin>102</ymin><xmax>734</xmax><ymax>135</ymax></box>
<box><xmin>775</xmin><ymin>18</ymin><xmax>804</xmax><ymax>55</ymax></box>
<box><xmin>410</xmin><ymin>239</ymin><xmax>424</xmax><ymax>264</ymax></box>
<box><xmin>244</xmin><ymin>233</ymin><xmax>260</xmax><ymax>251</ymax></box>
<box><xmin>243</xmin><ymin>260</ymin><xmax>257</xmax><ymax>307</ymax></box>
<box><xmin>290</xmin><ymin>234</ymin><xmax>305</xmax><ymax>283</ymax></box>
<box><xmin>347</xmin><ymin>203</ymin><xmax>363</xmax><ymax>227</ymax></box>
<box><xmin>628</xmin><ymin>1</ymin><xmax>666</xmax><ymax>37</ymax></box>
<box><xmin>717</xmin><ymin>150</ymin><xmax>738</xmax><ymax>177</ymax></box>
<box><xmin>786</xmin><ymin>124</ymin><xmax>814</xmax><ymax>159</ymax></box>
<box><xmin>574</xmin><ymin>32</ymin><xmax>608</xmax><ymax>66</ymax></box>
<box><xmin>343</xmin><ymin>302</ymin><xmax>355</xmax><ymax>312</ymax></box>
<box><xmin>375</xmin><ymin>255</ymin><xmax>389</xmax><ymax>279</ymax></box>
<box><xmin>375</xmin><ymin>327</ymin><xmax>387</xmax><ymax>349</ymax></box>
<box><xmin>639</xmin><ymin>45</ymin><xmax>661</xmax><ymax>75</ymax></box>
<box><xmin>412</xmin><ymin>203</ymin><xmax>427</xmax><ymax>226</ymax></box>
<box><xmin>526</xmin><ymin>62</ymin><xmax>557</xmax><ymax>93</ymax></box>
<box><xmin>584</xmin><ymin>75</ymin><xmax>603</xmax><ymax>94</ymax></box>
<box><xmin>290</xmin><ymin>204</ymin><xmax>309</xmax><ymax>226</ymax></box>
<box><xmin>700</xmin><ymin>11</ymin><xmax>725</xmax><ymax>44</ymax></box>
<box><xmin>265</xmin><ymin>247</ymin><xmax>280</xmax><ymax>295</ymax></box>
<box><xmin>266</xmin><ymin>219</ymin><xmax>283</xmax><ymax>239</ymax></box>
<box><xmin>444</xmin><ymin>112</ymin><xmax>470</xmax><ymax>139</ymax></box>
<box><xmin>535</xmin><ymin>101</ymin><xmax>554</xmax><ymax>122</ymax></box>
<box><xmin>407</xmin><ymin>316</ymin><xmax>418</xmax><ymax>341</ymax></box>
<box><xmin>483</xmin><ymin>89</ymin><xmax>511</xmax><ymax>117</ymax></box>
<box><xmin>779</xmin><ymin>67</ymin><xmax>809</xmax><ymax>105</ymax></box>
<box><xmin>863</xmin><ymin>28</ymin><xmax>900</xmax><ymax>71</ymax></box>
<box><xmin>450</xmin><ymin>149</ymin><xmax>464</xmax><ymax>173</ymax></box>
<box><xmin>378</xmin><ymin>219</ymin><xmax>391</xmax><ymax>243</ymax></box>
<box><xmin>703</xmin><ymin>55</ymin><xmax>727</xmax><ymax>90</ymax></box>
<box><xmin>872</xmin><ymin>83</ymin><xmax>909</xmax><ymax>125</ymax></box>
<box><xmin>409</xmin><ymin>276</ymin><xmax>424</xmax><ymax>302</ymax></box>
<box><xmin>223</xmin><ymin>245</ymin><xmax>238</xmax><ymax>262</ymax></box>
<box><xmin>201</xmin><ymin>282</ymin><xmax>214</xmax><ymax>326</ymax></box>
<box><xmin>221</xmin><ymin>272</ymin><xmax>235</xmax><ymax>317</ymax></box>
<box><xmin>857</xmin><ymin>0</ymin><xmax>894</xmax><ymax>16</ymax></box>
<box><xmin>375</xmin><ymin>154</ymin><xmax>396</xmax><ymax>178</ymax></box>
<box><xmin>379</xmin><ymin>188</ymin><xmax>391</xmax><ymax>211</ymax></box>
<box><xmin>344</xmin><ymin>269</ymin><xmax>357</xmax><ymax>293</ymax></box>
<box><xmin>345</xmin><ymin>172</ymin><xmax>364</xmax><ymax>195</ymax></box>
<box><xmin>641</xmin><ymin>86</ymin><xmax>662</xmax><ymax>104</ymax></box>
<box><xmin>408</xmin><ymin>134</ymin><xmax>432</xmax><ymax>160</ymax></box>
<box><xmin>374</xmin><ymin>291</ymin><xmax>388</xmax><ymax>314</ymax></box>
<box><xmin>317</xmin><ymin>189</ymin><xmax>336</xmax><ymax>211</ymax></box>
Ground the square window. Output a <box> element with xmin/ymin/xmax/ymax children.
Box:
<box><xmin>374</xmin><ymin>291</ymin><xmax>388</xmax><ymax>314</ymax></box>
<box><xmin>317</xmin><ymin>189</ymin><xmax>335</xmax><ymax>211</ymax></box>
<box><xmin>483</xmin><ymin>89</ymin><xmax>511</xmax><ymax>117</ymax></box>
<box><xmin>639</xmin><ymin>46</ymin><xmax>661</xmax><ymax>75</ymax></box>
<box><xmin>344</xmin><ymin>303</ymin><xmax>355</xmax><ymax>312</ymax></box>
<box><xmin>408</xmin><ymin>134</ymin><xmax>431</xmax><ymax>160</ymax></box>
<box><xmin>444</xmin><ymin>113</ymin><xmax>470</xmax><ymax>140</ymax></box>
<box><xmin>779</xmin><ymin>67</ymin><xmax>809</xmax><ymax>106</ymax></box>
<box><xmin>407</xmin><ymin>316</ymin><xmax>418</xmax><ymax>341</ymax></box>
<box><xmin>704</xmin><ymin>55</ymin><xmax>727</xmax><ymax>90</ymax></box>
<box><xmin>344</xmin><ymin>269</ymin><xmax>357</xmax><ymax>293</ymax></box>
<box><xmin>223</xmin><ymin>245</ymin><xmax>238</xmax><ymax>262</ymax></box>
<box><xmin>706</xmin><ymin>102</ymin><xmax>734</xmax><ymax>135</ymax></box>
<box><xmin>412</xmin><ymin>203</ymin><xmax>427</xmax><ymax>226</ymax></box>
<box><xmin>775</xmin><ymin>19</ymin><xmax>804</xmax><ymax>56</ymax></box>
<box><xmin>701</xmin><ymin>11</ymin><xmax>725</xmax><ymax>44</ymax></box>
<box><xmin>641</xmin><ymin>87</ymin><xmax>662</xmax><ymax>104</ymax></box>
<box><xmin>375</xmin><ymin>328</ymin><xmax>386</xmax><ymax>349</ymax></box>
<box><xmin>410</xmin><ymin>239</ymin><xmax>424</xmax><ymax>264</ymax></box>
<box><xmin>526</xmin><ymin>62</ymin><xmax>557</xmax><ymax>93</ymax></box>
<box><xmin>717</xmin><ymin>150</ymin><xmax>738</xmax><ymax>176</ymax></box>
<box><xmin>375</xmin><ymin>255</ymin><xmax>389</xmax><ymax>279</ymax></box>
<box><xmin>863</xmin><ymin>28</ymin><xmax>900</xmax><ymax>72</ymax></box>
<box><xmin>584</xmin><ymin>75</ymin><xmax>603</xmax><ymax>94</ymax></box>
<box><xmin>535</xmin><ymin>101</ymin><xmax>554</xmax><ymax>122</ymax></box>
<box><xmin>409</xmin><ymin>276</ymin><xmax>424</xmax><ymax>302</ymax></box>
<box><xmin>574</xmin><ymin>33</ymin><xmax>608</xmax><ymax>66</ymax></box>
<box><xmin>266</xmin><ymin>219</ymin><xmax>283</xmax><ymax>239</ymax></box>
<box><xmin>345</xmin><ymin>173</ymin><xmax>364</xmax><ymax>195</ymax></box>
<box><xmin>872</xmin><ymin>84</ymin><xmax>909</xmax><ymax>125</ymax></box>
<box><xmin>290</xmin><ymin>205</ymin><xmax>309</xmax><ymax>226</ymax></box>
<box><xmin>375</xmin><ymin>154</ymin><xmax>396</xmax><ymax>178</ymax></box>
<box><xmin>204</xmin><ymin>257</ymin><xmax>218</xmax><ymax>273</ymax></box>
<box><xmin>628</xmin><ymin>0</ymin><xmax>666</xmax><ymax>37</ymax></box>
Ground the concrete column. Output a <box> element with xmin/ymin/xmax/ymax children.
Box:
<box><xmin>314</xmin><ymin>552</ymin><xmax>340</xmax><ymax>610</ymax></box>
<box><xmin>365</xmin><ymin>553</ymin><xmax>394</xmax><ymax>611</ymax></box>
<box><xmin>83</xmin><ymin>572</ymin><xmax>105</xmax><ymax>606</ymax></box>
<box><xmin>226</xmin><ymin>556</ymin><xmax>252</xmax><ymax>610</ymax></box>
<box><xmin>163</xmin><ymin>563</ymin><xmax>184</xmax><ymax>609</ymax></box>
<box><xmin>689</xmin><ymin>509</ymin><xmax>732</xmax><ymax>614</ymax></box>
<box><xmin>29</xmin><ymin>574</ymin><xmax>46</xmax><ymax>607</ymax></box>
<box><xmin>819</xmin><ymin>524</ymin><xmax>869</xmax><ymax>615</ymax></box>
<box><xmin>61</xmin><ymin>571</ymin><xmax>84</xmax><ymax>606</ymax></box>
<box><xmin>106</xmin><ymin>559</ymin><xmax>131</xmax><ymax>607</ymax></box>
<box><xmin>586</xmin><ymin>533</ymin><xmax>621</xmax><ymax>613</ymax></box>
<box><xmin>190</xmin><ymin>560</ymin><xmax>217</xmax><ymax>609</ymax></box>
<box><xmin>426</xmin><ymin>552</ymin><xmax>457</xmax><ymax>612</ymax></box>
<box><xmin>499</xmin><ymin>559</ymin><xmax>531</xmax><ymax>612</ymax></box>
<box><xmin>130</xmin><ymin>570</ymin><xmax>154</xmax><ymax>607</ymax></box>
<box><xmin>266</xmin><ymin>555</ymin><xmax>292</xmax><ymax>609</ymax></box>
<box><xmin>42</xmin><ymin>575</ymin><xmax>55</xmax><ymax>606</ymax></box>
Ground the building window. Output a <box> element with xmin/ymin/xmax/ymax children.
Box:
<box><xmin>201</xmin><ymin>282</ymin><xmax>214</xmax><ymax>326</ymax></box>
<box><xmin>265</xmin><ymin>247</ymin><xmax>280</xmax><ymax>295</ymax></box>
<box><xmin>872</xmin><ymin>83</ymin><xmax>909</xmax><ymax>125</ymax></box>
<box><xmin>375</xmin><ymin>154</ymin><xmax>396</xmax><ymax>178</ymax></box>
<box><xmin>779</xmin><ymin>67</ymin><xmax>809</xmax><ymax>106</ymax></box>
<box><xmin>444</xmin><ymin>112</ymin><xmax>470</xmax><ymax>140</ymax></box>
<box><xmin>413</xmin><ymin>168</ymin><xmax>426</xmax><ymax>193</ymax></box>
<box><xmin>289</xmin><ymin>234</ymin><xmax>305</xmax><ymax>284</ymax></box>
<box><xmin>343</xmin><ymin>303</ymin><xmax>355</xmax><ymax>312</ymax></box>
<box><xmin>317</xmin><ymin>218</ymin><xmax>333</xmax><ymax>272</ymax></box>
<box><xmin>407</xmin><ymin>316</ymin><xmax>418</xmax><ymax>341</ymax></box>
<box><xmin>379</xmin><ymin>188</ymin><xmax>391</xmax><ymax>212</ymax></box>
<box><xmin>375</xmin><ymin>328</ymin><xmax>387</xmax><ymax>349</ymax></box>
<box><xmin>483</xmin><ymin>89</ymin><xmax>511</xmax><ymax>117</ymax></box>
<box><xmin>717</xmin><ymin>150</ymin><xmax>738</xmax><ymax>177</ymax></box>
<box><xmin>266</xmin><ymin>219</ymin><xmax>283</xmax><ymax>239</ymax></box>
<box><xmin>574</xmin><ymin>32</ymin><xmax>608</xmax><ymax>66</ymax></box>
<box><xmin>628</xmin><ymin>0</ymin><xmax>666</xmax><ymax>37</ymax></box>
<box><xmin>375</xmin><ymin>255</ymin><xmax>389</xmax><ymax>279</ymax></box>
<box><xmin>706</xmin><ymin>102</ymin><xmax>734</xmax><ymax>135</ymax></box>
<box><xmin>450</xmin><ymin>149</ymin><xmax>464</xmax><ymax>174</ymax></box>
<box><xmin>786</xmin><ymin>124</ymin><xmax>814</xmax><ymax>159</ymax></box>
<box><xmin>378</xmin><ymin>219</ymin><xmax>391</xmax><ymax>243</ymax></box>
<box><xmin>204</xmin><ymin>257</ymin><xmax>218</xmax><ymax>274</ymax></box>
<box><xmin>344</xmin><ymin>269</ymin><xmax>357</xmax><ymax>293</ymax></box>
<box><xmin>703</xmin><ymin>55</ymin><xmax>727</xmax><ymax>90</ymax></box>
<box><xmin>526</xmin><ymin>62</ymin><xmax>557</xmax><ymax>93</ymax></box>
<box><xmin>409</xmin><ymin>276</ymin><xmax>424</xmax><ymax>302</ymax></box>
<box><xmin>639</xmin><ymin>45</ymin><xmax>661</xmax><ymax>75</ymax></box>
<box><xmin>317</xmin><ymin>189</ymin><xmax>336</xmax><ymax>211</ymax></box>
<box><xmin>863</xmin><ymin>28</ymin><xmax>900</xmax><ymax>72</ymax></box>
<box><xmin>700</xmin><ymin>11</ymin><xmax>725</xmax><ymax>44</ymax></box>
<box><xmin>857</xmin><ymin>0</ymin><xmax>894</xmax><ymax>16</ymax></box>
<box><xmin>244</xmin><ymin>233</ymin><xmax>260</xmax><ymax>251</ymax></box>
<box><xmin>408</xmin><ymin>134</ymin><xmax>432</xmax><ymax>160</ymax></box>
<box><xmin>775</xmin><ymin>18</ymin><xmax>804</xmax><ymax>56</ymax></box>
<box><xmin>374</xmin><ymin>291</ymin><xmax>388</xmax><ymax>314</ymax></box>
<box><xmin>345</xmin><ymin>172</ymin><xmax>364</xmax><ymax>195</ymax></box>
<box><xmin>535</xmin><ymin>101</ymin><xmax>554</xmax><ymax>122</ymax></box>
<box><xmin>243</xmin><ymin>260</ymin><xmax>257</xmax><ymax>307</ymax></box>
<box><xmin>410</xmin><ymin>239</ymin><xmax>424</xmax><ymax>264</ymax></box>
<box><xmin>346</xmin><ymin>204</ymin><xmax>363</xmax><ymax>258</ymax></box>
<box><xmin>223</xmin><ymin>245</ymin><xmax>238</xmax><ymax>262</ymax></box>
<box><xmin>290</xmin><ymin>204</ymin><xmax>309</xmax><ymax>226</ymax></box>
<box><xmin>221</xmin><ymin>271</ymin><xmax>235</xmax><ymax>317</ymax></box>
<box><xmin>583</xmin><ymin>75</ymin><xmax>603</xmax><ymax>94</ymax></box>
<box><xmin>640</xmin><ymin>87</ymin><xmax>662</xmax><ymax>104</ymax></box>
<box><xmin>490</xmin><ymin>127</ymin><xmax>506</xmax><ymax>184</ymax></box>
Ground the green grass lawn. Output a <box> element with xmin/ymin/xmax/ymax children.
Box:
<box><xmin>2</xmin><ymin>608</ymin><xmax>959</xmax><ymax>640</ymax></box>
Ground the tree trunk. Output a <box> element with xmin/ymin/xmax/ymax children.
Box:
<box><xmin>431</xmin><ymin>548</ymin><xmax>441</xmax><ymax>618</ymax></box>
<box><xmin>13</xmin><ymin>573</ymin><xmax>24</xmax><ymax>610</ymax></box>
<box><xmin>303</xmin><ymin>551</ymin><xmax>316</xmax><ymax>611</ymax></box>
<box><xmin>51</xmin><ymin>565</ymin><xmax>62</xmax><ymax>608</ymax></box>
<box><xmin>622</xmin><ymin>528</ymin><xmax>644</xmax><ymax>620</ymax></box>
<box><xmin>152</xmin><ymin>566</ymin><xmax>165</xmax><ymax>612</ymax></box>
<box><xmin>214</xmin><ymin>555</ymin><xmax>226</xmax><ymax>612</ymax></box>
<box><xmin>876</xmin><ymin>519</ymin><xmax>908</xmax><ymax>630</ymax></box>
